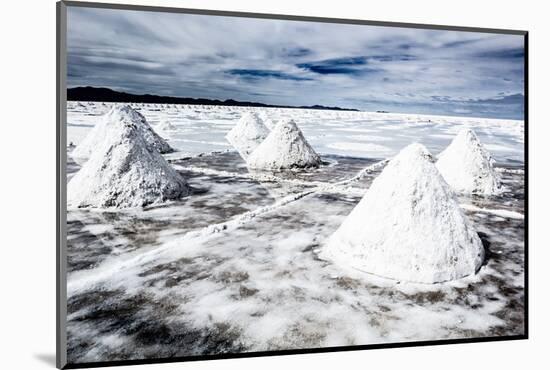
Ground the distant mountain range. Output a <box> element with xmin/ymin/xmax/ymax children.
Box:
<box><xmin>67</xmin><ymin>86</ymin><xmax>359</xmax><ymax>112</ymax></box>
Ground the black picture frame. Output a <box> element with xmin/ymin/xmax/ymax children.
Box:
<box><xmin>56</xmin><ymin>1</ymin><xmax>528</xmax><ymax>368</ymax></box>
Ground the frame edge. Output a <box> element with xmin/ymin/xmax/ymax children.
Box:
<box><xmin>61</xmin><ymin>0</ymin><xmax>527</xmax><ymax>35</ymax></box>
<box><xmin>57</xmin><ymin>2</ymin><xmax>529</xmax><ymax>368</ymax></box>
<box><xmin>57</xmin><ymin>1</ymin><xmax>68</xmax><ymax>369</ymax></box>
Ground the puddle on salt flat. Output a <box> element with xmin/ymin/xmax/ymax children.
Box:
<box><xmin>170</xmin><ymin>150</ymin><xmax>383</xmax><ymax>188</ymax></box>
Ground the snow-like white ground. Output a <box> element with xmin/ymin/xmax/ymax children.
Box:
<box><xmin>65</xmin><ymin>102</ymin><xmax>525</xmax><ymax>364</ymax></box>
<box><xmin>67</xmin><ymin>102</ymin><xmax>524</xmax><ymax>164</ymax></box>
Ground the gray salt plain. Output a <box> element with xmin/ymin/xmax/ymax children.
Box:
<box><xmin>65</xmin><ymin>102</ymin><xmax>525</xmax><ymax>363</ymax></box>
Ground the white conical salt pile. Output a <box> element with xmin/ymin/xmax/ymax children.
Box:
<box><xmin>72</xmin><ymin>105</ymin><xmax>174</xmax><ymax>164</ymax></box>
<box><xmin>320</xmin><ymin>143</ymin><xmax>484</xmax><ymax>284</ymax></box>
<box><xmin>67</xmin><ymin>115</ymin><xmax>189</xmax><ymax>208</ymax></box>
<box><xmin>264</xmin><ymin>118</ymin><xmax>277</xmax><ymax>130</ymax></box>
<box><xmin>258</xmin><ymin>111</ymin><xmax>276</xmax><ymax>130</ymax></box>
<box><xmin>246</xmin><ymin>119</ymin><xmax>321</xmax><ymax>170</ymax></box>
<box><xmin>157</xmin><ymin>119</ymin><xmax>176</xmax><ymax>132</ymax></box>
<box><xmin>225</xmin><ymin>112</ymin><xmax>270</xmax><ymax>159</ymax></box>
<box><xmin>436</xmin><ymin>129</ymin><xmax>501</xmax><ymax>195</ymax></box>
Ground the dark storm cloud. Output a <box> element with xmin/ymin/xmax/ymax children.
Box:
<box><xmin>441</xmin><ymin>38</ymin><xmax>484</xmax><ymax>48</ymax></box>
<box><xmin>474</xmin><ymin>47</ymin><xmax>525</xmax><ymax>59</ymax></box>
<box><xmin>283</xmin><ymin>47</ymin><xmax>312</xmax><ymax>57</ymax></box>
<box><xmin>296</xmin><ymin>55</ymin><xmax>415</xmax><ymax>75</ymax></box>
<box><xmin>297</xmin><ymin>56</ymin><xmax>370</xmax><ymax>75</ymax></box>
<box><xmin>226</xmin><ymin>69</ymin><xmax>313</xmax><ymax>81</ymax></box>
<box><xmin>67</xmin><ymin>6</ymin><xmax>525</xmax><ymax>119</ymax></box>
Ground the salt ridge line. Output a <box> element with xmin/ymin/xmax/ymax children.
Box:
<box><xmin>179</xmin><ymin>158</ymin><xmax>388</xmax><ymax>240</ymax></box>
<box><xmin>181</xmin><ymin>188</ymin><xmax>318</xmax><ymax>239</ymax></box>
<box><xmin>460</xmin><ymin>204</ymin><xmax>524</xmax><ymax>220</ymax></box>
<box><xmin>495</xmin><ymin>167</ymin><xmax>524</xmax><ymax>175</ymax></box>
<box><xmin>172</xmin><ymin>164</ymin><xmax>332</xmax><ymax>188</ymax></box>
<box><xmin>172</xmin><ymin>157</ymin><xmax>388</xmax><ymax>192</ymax></box>
<box><xmin>67</xmin><ymin>187</ymin><xmax>319</xmax><ymax>294</ymax></box>
<box><xmin>163</xmin><ymin>149</ymin><xmax>232</xmax><ymax>161</ymax></box>
<box><xmin>334</xmin><ymin>159</ymin><xmax>389</xmax><ymax>186</ymax></box>
<box><xmin>174</xmin><ymin>139</ymin><xmax>231</xmax><ymax>147</ymax></box>
<box><xmin>67</xmin><ymin>160</ymin><xmax>387</xmax><ymax>294</ymax></box>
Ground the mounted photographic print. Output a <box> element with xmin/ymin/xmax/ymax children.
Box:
<box><xmin>56</xmin><ymin>1</ymin><xmax>528</xmax><ymax>368</ymax></box>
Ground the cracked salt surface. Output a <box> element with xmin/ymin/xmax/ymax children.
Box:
<box><xmin>65</xmin><ymin>102</ymin><xmax>524</xmax><ymax>364</ymax></box>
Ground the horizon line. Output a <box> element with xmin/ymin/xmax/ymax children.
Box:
<box><xmin>67</xmin><ymin>85</ymin><xmax>525</xmax><ymax>122</ymax></box>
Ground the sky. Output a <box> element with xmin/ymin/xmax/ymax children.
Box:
<box><xmin>67</xmin><ymin>6</ymin><xmax>525</xmax><ymax>120</ymax></box>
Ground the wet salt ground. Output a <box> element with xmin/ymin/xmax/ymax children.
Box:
<box><xmin>175</xmin><ymin>151</ymin><xmax>379</xmax><ymax>187</ymax></box>
<box><xmin>66</xmin><ymin>152</ymin><xmax>373</xmax><ymax>275</ymax></box>
<box><xmin>66</xmin><ymin>151</ymin><xmax>525</xmax><ymax>364</ymax></box>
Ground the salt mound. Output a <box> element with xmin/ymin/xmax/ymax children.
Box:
<box><xmin>246</xmin><ymin>119</ymin><xmax>321</xmax><ymax>170</ymax></box>
<box><xmin>157</xmin><ymin>119</ymin><xmax>176</xmax><ymax>132</ymax></box>
<box><xmin>67</xmin><ymin>117</ymin><xmax>189</xmax><ymax>208</ymax></box>
<box><xmin>258</xmin><ymin>111</ymin><xmax>276</xmax><ymax>130</ymax></box>
<box><xmin>264</xmin><ymin>118</ymin><xmax>277</xmax><ymax>130</ymax></box>
<box><xmin>72</xmin><ymin>105</ymin><xmax>174</xmax><ymax>163</ymax></box>
<box><xmin>321</xmin><ymin>143</ymin><xmax>484</xmax><ymax>284</ymax></box>
<box><xmin>436</xmin><ymin>129</ymin><xmax>501</xmax><ymax>195</ymax></box>
<box><xmin>225</xmin><ymin>112</ymin><xmax>270</xmax><ymax>159</ymax></box>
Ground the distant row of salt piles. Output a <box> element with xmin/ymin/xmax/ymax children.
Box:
<box><xmin>225</xmin><ymin>112</ymin><xmax>321</xmax><ymax>169</ymax></box>
<box><xmin>68</xmin><ymin>105</ymin><xmax>188</xmax><ymax>208</ymax></box>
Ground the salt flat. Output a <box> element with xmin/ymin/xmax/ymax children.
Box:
<box><xmin>67</xmin><ymin>102</ymin><xmax>524</xmax><ymax>163</ymax></box>
<box><xmin>65</xmin><ymin>102</ymin><xmax>525</xmax><ymax>363</ymax></box>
